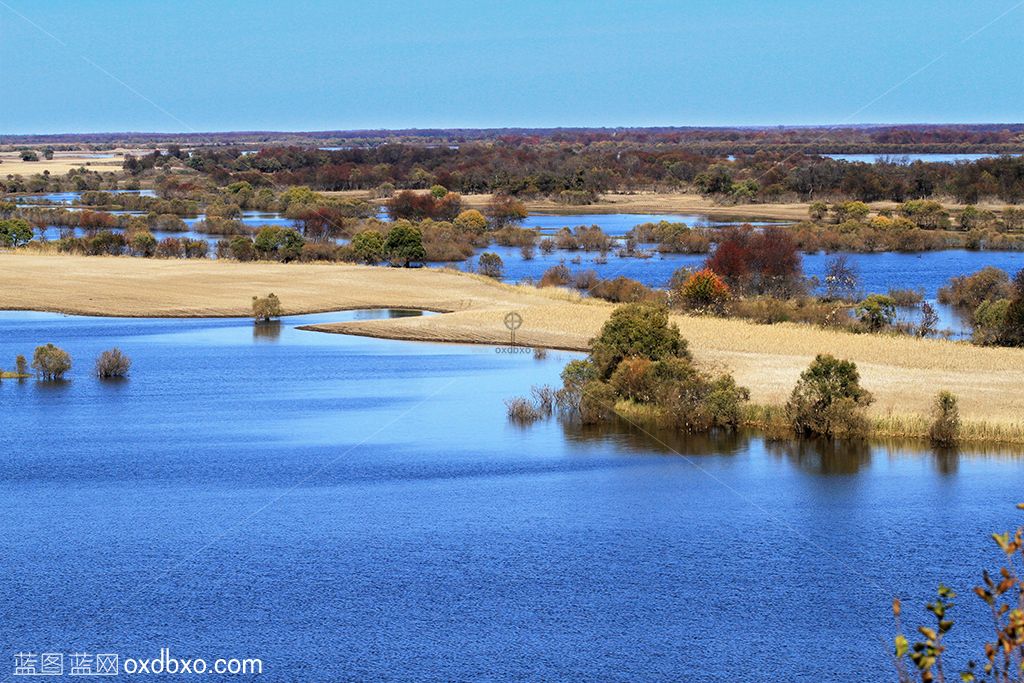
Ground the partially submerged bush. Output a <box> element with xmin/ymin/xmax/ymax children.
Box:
<box><xmin>505</xmin><ymin>397</ymin><xmax>544</xmax><ymax>424</ymax></box>
<box><xmin>786</xmin><ymin>354</ymin><xmax>873</xmax><ymax>438</ymax></box>
<box><xmin>95</xmin><ymin>348</ymin><xmax>132</xmax><ymax>378</ymax></box>
<box><xmin>31</xmin><ymin>343</ymin><xmax>72</xmax><ymax>380</ymax></box>
<box><xmin>477</xmin><ymin>252</ymin><xmax>504</xmax><ymax>279</ymax></box>
<box><xmin>539</xmin><ymin>264</ymin><xmax>573</xmax><ymax>288</ymax></box>
<box><xmin>578</xmin><ymin>380</ymin><xmax>618</xmax><ymax>425</ymax></box>
<box><xmin>252</xmin><ymin>293</ymin><xmax>283</xmax><ymax>322</ymax></box>
<box><xmin>938</xmin><ymin>266</ymin><xmax>1013</xmax><ymax>309</ymax></box>
<box><xmin>928</xmin><ymin>391</ymin><xmax>960</xmax><ymax>447</ymax></box>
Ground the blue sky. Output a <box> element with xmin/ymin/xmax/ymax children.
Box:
<box><xmin>0</xmin><ymin>0</ymin><xmax>1021</xmax><ymax>133</ymax></box>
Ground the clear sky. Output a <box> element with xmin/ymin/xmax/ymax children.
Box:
<box><xmin>1</xmin><ymin>0</ymin><xmax>1022</xmax><ymax>134</ymax></box>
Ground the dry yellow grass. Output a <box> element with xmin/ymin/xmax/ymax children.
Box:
<box><xmin>324</xmin><ymin>189</ymin><xmax>1020</xmax><ymax>222</ymax></box>
<box><xmin>0</xmin><ymin>151</ymin><xmax>126</xmax><ymax>176</ymax></box>
<box><xmin>2</xmin><ymin>252</ymin><xmax>1023</xmax><ymax>425</ymax></box>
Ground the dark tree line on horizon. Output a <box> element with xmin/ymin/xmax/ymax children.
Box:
<box><xmin>172</xmin><ymin>142</ymin><xmax>1024</xmax><ymax>205</ymax></box>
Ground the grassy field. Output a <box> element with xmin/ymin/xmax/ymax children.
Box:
<box><xmin>2</xmin><ymin>252</ymin><xmax>1023</xmax><ymax>427</ymax></box>
<box><xmin>323</xmin><ymin>189</ymin><xmax>1019</xmax><ymax>222</ymax></box>
<box><xmin>0</xmin><ymin>150</ymin><xmax>127</xmax><ymax>176</ymax></box>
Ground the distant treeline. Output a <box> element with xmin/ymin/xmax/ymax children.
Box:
<box><xmin>175</xmin><ymin>142</ymin><xmax>1024</xmax><ymax>204</ymax></box>
<box><xmin>4</xmin><ymin>123</ymin><xmax>1024</xmax><ymax>149</ymax></box>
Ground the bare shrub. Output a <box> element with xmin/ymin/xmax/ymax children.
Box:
<box><xmin>530</xmin><ymin>385</ymin><xmax>556</xmax><ymax>417</ymax></box>
<box><xmin>95</xmin><ymin>348</ymin><xmax>132</xmax><ymax>378</ymax></box>
<box><xmin>505</xmin><ymin>397</ymin><xmax>543</xmax><ymax>424</ymax></box>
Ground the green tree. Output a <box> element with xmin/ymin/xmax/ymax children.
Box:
<box><xmin>227</xmin><ymin>236</ymin><xmax>256</xmax><ymax>261</ymax></box>
<box><xmin>429</xmin><ymin>184</ymin><xmax>448</xmax><ymax>198</ymax></box>
<box><xmin>589</xmin><ymin>303</ymin><xmax>689</xmax><ymax>378</ymax></box>
<box><xmin>833</xmin><ymin>201</ymin><xmax>870</xmax><ymax>223</ymax></box>
<box><xmin>383</xmin><ymin>224</ymin><xmax>425</xmax><ymax>267</ymax></box>
<box><xmin>855</xmin><ymin>294</ymin><xmax>897</xmax><ymax>331</ymax></box>
<box><xmin>253</xmin><ymin>227</ymin><xmax>304</xmax><ymax>261</ymax></box>
<box><xmin>454</xmin><ymin>209</ymin><xmax>488</xmax><ymax>233</ymax></box>
<box><xmin>0</xmin><ymin>218</ymin><xmax>33</xmax><ymax>247</ymax></box>
<box><xmin>786</xmin><ymin>354</ymin><xmax>873</xmax><ymax>437</ymax></box>
<box><xmin>31</xmin><ymin>343</ymin><xmax>72</xmax><ymax>380</ymax></box>
<box><xmin>129</xmin><ymin>230</ymin><xmax>157</xmax><ymax>257</ymax></box>
<box><xmin>351</xmin><ymin>230</ymin><xmax>385</xmax><ymax>264</ymax></box>
<box><xmin>809</xmin><ymin>201</ymin><xmax>829</xmax><ymax>221</ymax></box>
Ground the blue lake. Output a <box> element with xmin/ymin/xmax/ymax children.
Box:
<box><xmin>1</xmin><ymin>311</ymin><xmax>1023</xmax><ymax>681</ymax></box>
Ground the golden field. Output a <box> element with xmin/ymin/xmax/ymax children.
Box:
<box><xmin>322</xmin><ymin>189</ymin><xmax>1022</xmax><ymax>222</ymax></box>
<box><xmin>2</xmin><ymin>252</ymin><xmax>1023</xmax><ymax>428</ymax></box>
<box><xmin>0</xmin><ymin>150</ymin><xmax>126</xmax><ymax>176</ymax></box>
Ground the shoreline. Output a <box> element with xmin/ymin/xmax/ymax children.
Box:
<box><xmin>3</xmin><ymin>252</ymin><xmax>1024</xmax><ymax>428</ymax></box>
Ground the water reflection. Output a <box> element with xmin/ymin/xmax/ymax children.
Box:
<box><xmin>252</xmin><ymin>320</ymin><xmax>282</xmax><ymax>342</ymax></box>
<box><xmin>562</xmin><ymin>418</ymin><xmax>752</xmax><ymax>457</ymax></box>
<box><xmin>767</xmin><ymin>437</ymin><xmax>873</xmax><ymax>475</ymax></box>
<box><xmin>349</xmin><ymin>308</ymin><xmax>426</xmax><ymax>320</ymax></box>
<box><xmin>564</xmin><ymin>417</ymin><xmax>1021</xmax><ymax>473</ymax></box>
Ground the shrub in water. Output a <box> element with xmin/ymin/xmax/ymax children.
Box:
<box><xmin>477</xmin><ymin>252</ymin><xmax>504</xmax><ymax>279</ymax></box>
<box><xmin>505</xmin><ymin>397</ymin><xmax>543</xmax><ymax>424</ymax></box>
<box><xmin>15</xmin><ymin>355</ymin><xmax>28</xmax><ymax>376</ymax></box>
<box><xmin>252</xmin><ymin>293</ymin><xmax>283</xmax><ymax>322</ymax></box>
<box><xmin>556</xmin><ymin>359</ymin><xmax>599</xmax><ymax>414</ymax></box>
<box><xmin>539</xmin><ymin>264</ymin><xmax>573</xmax><ymax>288</ymax></box>
<box><xmin>95</xmin><ymin>348</ymin><xmax>132</xmax><ymax>378</ymax></box>
<box><xmin>928</xmin><ymin>391</ymin><xmax>960</xmax><ymax>447</ymax></box>
<box><xmin>579</xmin><ymin>380</ymin><xmax>618</xmax><ymax>425</ymax></box>
<box><xmin>786</xmin><ymin>354</ymin><xmax>873</xmax><ymax>438</ymax></box>
<box><xmin>31</xmin><ymin>343</ymin><xmax>72</xmax><ymax>380</ymax></box>
<box><xmin>938</xmin><ymin>266</ymin><xmax>1013</xmax><ymax>309</ymax></box>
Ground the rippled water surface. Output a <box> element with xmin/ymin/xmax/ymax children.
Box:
<box><xmin>3</xmin><ymin>311</ymin><xmax>1024</xmax><ymax>681</ymax></box>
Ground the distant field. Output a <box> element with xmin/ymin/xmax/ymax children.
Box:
<box><xmin>2</xmin><ymin>252</ymin><xmax>1023</xmax><ymax>426</ymax></box>
<box><xmin>324</xmin><ymin>190</ymin><xmax>1018</xmax><ymax>222</ymax></box>
<box><xmin>0</xmin><ymin>150</ymin><xmax>127</xmax><ymax>175</ymax></box>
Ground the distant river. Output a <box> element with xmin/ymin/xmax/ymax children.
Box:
<box><xmin>824</xmin><ymin>153</ymin><xmax>1021</xmax><ymax>163</ymax></box>
<box><xmin>1</xmin><ymin>311</ymin><xmax>1022</xmax><ymax>681</ymax></box>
